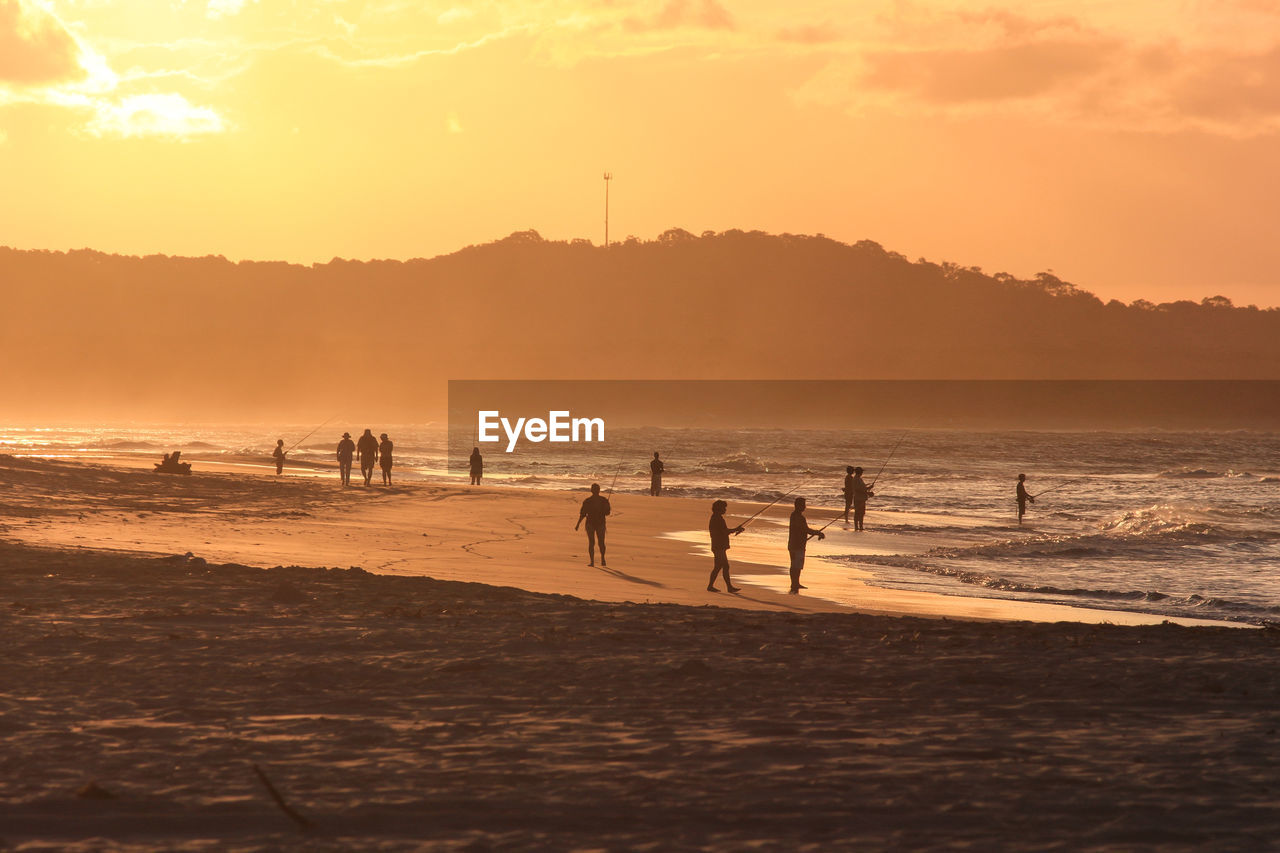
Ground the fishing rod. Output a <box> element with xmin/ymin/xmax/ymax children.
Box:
<box><xmin>868</xmin><ymin>429</ymin><xmax>910</xmax><ymax>489</ymax></box>
<box><xmin>606</xmin><ymin>450</ymin><xmax>629</xmax><ymax>498</ymax></box>
<box><xmin>813</xmin><ymin>430</ymin><xmax>912</xmax><ymax>532</ymax></box>
<box><xmin>284</xmin><ymin>413</ymin><xmax>340</xmax><ymax>455</ymax></box>
<box><xmin>737</xmin><ymin>473</ymin><xmax>813</xmax><ymax>531</ymax></box>
<box><xmin>576</xmin><ymin>449</ymin><xmax>629</xmax><ymax>532</ymax></box>
<box><xmin>1032</xmin><ymin>481</ymin><xmax>1071</xmax><ymax>499</ymax></box>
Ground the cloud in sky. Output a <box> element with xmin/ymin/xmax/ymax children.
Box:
<box><xmin>84</xmin><ymin>92</ymin><xmax>226</xmax><ymax>138</ymax></box>
<box><xmin>790</xmin><ymin>6</ymin><xmax>1280</xmax><ymax>136</ymax></box>
<box><xmin>0</xmin><ymin>0</ymin><xmax>226</xmax><ymax>139</ymax></box>
<box><xmin>206</xmin><ymin>0</ymin><xmax>257</xmax><ymax>20</ymax></box>
<box><xmin>622</xmin><ymin>0</ymin><xmax>735</xmax><ymax>33</ymax></box>
<box><xmin>10</xmin><ymin>0</ymin><xmax>1280</xmax><ymax>141</ymax></box>
<box><xmin>0</xmin><ymin>0</ymin><xmax>88</xmax><ymax>85</ymax></box>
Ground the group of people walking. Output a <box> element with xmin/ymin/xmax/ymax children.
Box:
<box><xmin>333</xmin><ymin>429</ymin><xmax>394</xmax><ymax>486</ymax></box>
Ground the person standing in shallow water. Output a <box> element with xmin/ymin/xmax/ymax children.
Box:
<box><xmin>650</xmin><ymin>452</ymin><xmax>664</xmax><ymax>496</ymax></box>
<box><xmin>357</xmin><ymin>428</ymin><xmax>379</xmax><ymax>486</ymax></box>
<box><xmin>575</xmin><ymin>483</ymin><xmax>612</xmax><ymax>567</ymax></box>
<box><xmin>842</xmin><ymin>465</ymin><xmax>855</xmax><ymax>524</ymax></box>
<box><xmin>336</xmin><ymin>432</ymin><xmax>355</xmax><ymax>486</ymax></box>
<box><xmin>851</xmin><ymin>466</ymin><xmax>873</xmax><ymax>532</ymax></box>
<box><xmin>273</xmin><ymin>439</ymin><xmax>286</xmax><ymax>475</ymax></box>
<box><xmin>379</xmin><ymin>433</ymin><xmax>393</xmax><ymax>486</ymax></box>
<box><xmin>1016</xmin><ymin>473</ymin><xmax>1034</xmax><ymax>524</ymax></box>
<box><xmin>787</xmin><ymin>496</ymin><xmax>824</xmax><ymax>594</ymax></box>
<box><xmin>469</xmin><ymin>447</ymin><xmax>483</xmax><ymax>485</ymax></box>
<box><xmin>707</xmin><ymin>499</ymin><xmax>745</xmax><ymax>592</ymax></box>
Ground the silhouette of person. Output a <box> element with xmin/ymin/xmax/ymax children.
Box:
<box><xmin>273</xmin><ymin>439</ymin><xmax>286</xmax><ymax>475</ymax></box>
<box><xmin>707</xmin><ymin>499</ymin><xmax>745</xmax><ymax>592</ymax></box>
<box><xmin>842</xmin><ymin>465</ymin><xmax>855</xmax><ymax>523</ymax></box>
<box><xmin>357</xmin><ymin>428</ymin><xmax>379</xmax><ymax>486</ymax></box>
<box><xmin>379</xmin><ymin>433</ymin><xmax>393</xmax><ymax>485</ymax></box>
<box><xmin>650</xmin><ymin>452</ymin><xmax>664</xmax><ymax>496</ymax></box>
<box><xmin>787</xmin><ymin>496</ymin><xmax>824</xmax><ymax>594</ymax></box>
<box><xmin>575</xmin><ymin>483</ymin><xmax>612</xmax><ymax>567</ymax></box>
<box><xmin>1017</xmin><ymin>473</ymin><xmax>1034</xmax><ymax>524</ymax></box>
<box><xmin>336</xmin><ymin>432</ymin><xmax>355</xmax><ymax>486</ymax></box>
<box><xmin>851</xmin><ymin>466</ymin><xmax>873</xmax><ymax>532</ymax></box>
<box><xmin>469</xmin><ymin>447</ymin><xmax>483</xmax><ymax>485</ymax></box>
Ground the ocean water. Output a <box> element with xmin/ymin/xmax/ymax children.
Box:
<box><xmin>4</xmin><ymin>424</ymin><xmax>1280</xmax><ymax>624</ymax></box>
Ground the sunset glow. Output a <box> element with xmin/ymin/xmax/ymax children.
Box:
<box><xmin>3</xmin><ymin>0</ymin><xmax>1280</xmax><ymax>304</ymax></box>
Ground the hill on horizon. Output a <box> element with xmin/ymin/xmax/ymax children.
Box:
<box><xmin>3</xmin><ymin>228</ymin><xmax>1278</xmax><ymax>422</ymax></box>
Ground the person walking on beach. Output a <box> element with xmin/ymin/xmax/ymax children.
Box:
<box><xmin>708</xmin><ymin>499</ymin><xmax>745</xmax><ymax>592</ymax></box>
<box><xmin>336</xmin><ymin>432</ymin><xmax>355</xmax><ymax>486</ymax></box>
<box><xmin>273</xmin><ymin>439</ymin><xmax>286</xmax><ymax>475</ymax></box>
<box><xmin>1016</xmin><ymin>473</ymin><xmax>1034</xmax><ymax>524</ymax></box>
<box><xmin>575</xmin><ymin>483</ymin><xmax>612</xmax><ymax>567</ymax></box>
<box><xmin>379</xmin><ymin>433</ymin><xmax>394</xmax><ymax>486</ymax></box>
<box><xmin>850</xmin><ymin>466</ymin><xmax>873</xmax><ymax>532</ymax></box>
<box><xmin>357</xmin><ymin>428</ymin><xmax>379</xmax><ymax>486</ymax></box>
<box><xmin>469</xmin><ymin>447</ymin><xmax>483</xmax><ymax>485</ymax></box>
<box><xmin>788</xmin><ymin>496</ymin><xmax>824</xmax><ymax>594</ymax></box>
<box><xmin>650</xmin><ymin>452</ymin><xmax>664</xmax><ymax>496</ymax></box>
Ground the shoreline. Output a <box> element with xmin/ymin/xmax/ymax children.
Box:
<box><xmin>0</xmin><ymin>454</ymin><xmax>1245</xmax><ymax>626</ymax></box>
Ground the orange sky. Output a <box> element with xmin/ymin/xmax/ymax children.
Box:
<box><xmin>3</xmin><ymin>0</ymin><xmax>1280</xmax><ymax>306</ymax></box>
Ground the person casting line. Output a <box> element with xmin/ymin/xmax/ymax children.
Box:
<box><xmin>575</xmin><ymin>483</ymin><xmax>612</xmax><ymax>567</ymax></box>
<box><xmin>650</xmin><ymin>452</ymin><xmax>664</xmax><ymax>496</ymax></box>
<box><xmin>1017</xmin><ymin>473</ymin><xmax>1034</xmax><ymax>524</ymax></box>
<box><xmin>707</xmin><ymin>499</ymin><xmax>745</xmax><ymax>592</ymax></box>
<box><xmin>850</xmin><ymin>466</ymin><xmax>873</xmax><ymax>531</ymax></box>
<box><xmin>787</xmin><ymin>496</ymin><xmax>824</xmax><ymax>594</ymax></box>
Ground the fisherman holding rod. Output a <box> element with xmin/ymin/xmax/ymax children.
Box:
<box><xmin>273</xmin><ymin>413</ymin><xmax>339</xmax><ymax>476</ymax></box>
<box><xmin>707</xmin><ymin>500</ymin><xmax>745</xmax><ymax>593</ymax></box>
<box><xmin>842</xmin><ymin>466</ymin><xmax>874</xmax><ymax>531</ymax></box>
<box><xmin>575</xmin><ymin>483</ymin><xmax>612</xmax><ymax>567</ymax></box>
<box><xmin>1016</xmin><ymin>473</ymin><xmax>1034</xmax><ymax>524</ymax></box>
<box><xmin>1016</xmin><ymin>475</ymin><xmax>1068</xmax><ymax>524</ymax></box>
<box><xmin>788</xmin><ymin>497</ymin><xmax>825</xmax><ymax>594</ymax></box>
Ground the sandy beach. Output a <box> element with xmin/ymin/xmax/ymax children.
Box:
<box><xmin>2</xmin><ymin>448</ymin><xmax>1280</xmax><ymax>845</ymax></box>
<box><xmin>4</xmin><ymin>455</ymin><xmax>1280</xmax><ymax>849</ymax></box>
<box><xmin>0</xmin><ymin>454</ymin><xmax>1239</xmax><ymax>626</ymax></box>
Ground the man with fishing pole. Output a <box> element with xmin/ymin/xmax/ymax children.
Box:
<box><xmin>274</xmin><ymin>414</ymin><xmax>339</xmax><ymax>478</ymax></box>
<box><xmin>850</xmin><ymin>466</ymin><xmax>873</xmax><ymax>531</ymax></box>
<box><xmin>849</xmin><ymin>432</ymin><xmax>908</xmax><ymax>531</ymax></box>
<box><xmin>842</xmin><ymin>465</ymin><xmax>874</xmax><ymax>529</ymax></box>
<box><xmin>575</xmin><ymin>483</ymin><xmax>612</xmax><ymax>567</ymax></box>
<box><xmin>707</xmin><ymin>500</ymin><xmax>745</xmax><ymax>593</ymax></box>
<box><xmin>1016</xmin><ymin>474</ymin><xmax>1034</xmax><ymax>523</ymax></box>
<box><xmin>788</xmin><ymin>497</ymin><xmax>825</xmax><ymax>594</ymax></box>
<box><xmin>1016</xmin><ymin>474</ymin><xmax>1068</xmax><ymax>524</ymax></box>
<box><xmin>650</xmin><ymin>452</ymin><xmax>664</xmax><ymax>497</ymax></box>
